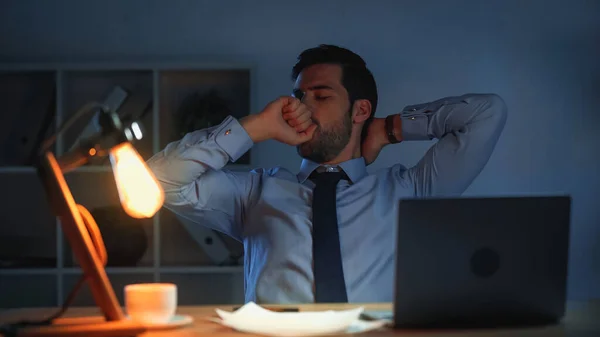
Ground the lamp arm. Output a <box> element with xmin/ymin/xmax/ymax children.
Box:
<box><xmin>36</xmin><ymin>151</ymin><xmax>125</xmax><ymax>322</ymax></box>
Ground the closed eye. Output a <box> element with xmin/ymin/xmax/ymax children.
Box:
<box><xmin>315</xmin><ymin>96</ymin><xmax>331</xmax><ymax>101</ymax></box>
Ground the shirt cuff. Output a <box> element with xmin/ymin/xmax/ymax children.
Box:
<box><xmin>400</xmin><ymin>109</ymin><xmax>432</xmax><ymax>141</ymax></box>
<box><xmin>213</xmin><ymin>115</ymin><xmax>254</xmax><ymax>162</ymax></box>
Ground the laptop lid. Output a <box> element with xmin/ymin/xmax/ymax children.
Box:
<box><xmin>393</xmin><ymin>196</ymin><xmax>571</xmax><ymax>328</ymax></box>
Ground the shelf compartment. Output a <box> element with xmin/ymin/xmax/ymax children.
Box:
<box><xmin>0</xmin><ymin>274</ymin><xmax>57</xmax><ymax>308</ymax></box>
<box><xmin>158</xmin><ymin>69</ymin><xmax>251</xmax><ymax>164</ymax></box>
<box><xmin>0</xmin><ymin>71</ymin><xmax>56</xmax><ymax>166</ymax></box>
<box><xmin>0</xmin><ymin>172</ymin><xmax>56</xmax><ymax>269</ymax></box>
<box><xmin>160</xmin><ymin>272</ymin><xmax>244</xmax><ymax>305</ymax></box>
<box><xmin>61</xmin><ymin>171</ymin><xmax>154</xmax><ymax>268</ymax></box>
<box><xmin>159</xmin><ymin>208</ymin><xmax>243</xmax><ymax>267</ymax></box>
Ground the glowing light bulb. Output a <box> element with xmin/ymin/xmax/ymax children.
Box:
<box><xmin>109</xmin><ymin>143</ymin><xmax>164</xmax><ymax>218</ymax></box>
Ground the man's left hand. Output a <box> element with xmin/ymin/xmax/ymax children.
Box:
<box><xmin>361</xmin><ymin>117</ymin><xmax>390</xmax><ymax>165</ymax></box>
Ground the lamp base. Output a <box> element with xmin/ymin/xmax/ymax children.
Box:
<box><xmin>11</xmin><ymin>317</ymin><xmax>145</xmax><ymax>337</ymax></box>
<box><xmin>12</xmin><ymin>314</ymin><xmax>194</xmax><ymax>337</ymax></box>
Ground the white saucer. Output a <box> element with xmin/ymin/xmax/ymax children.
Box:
<box><xmin>127</xmin><ymin>314</ymin><xmax>194</xmax><ymax>330</ymax></box>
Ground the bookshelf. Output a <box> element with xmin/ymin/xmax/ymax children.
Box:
<box><xmin>0</xmin><ymin>63</ymin><xmax>254</xmax><ymax>308</ymax></box>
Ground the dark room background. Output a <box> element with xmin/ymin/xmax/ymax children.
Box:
<box><xmin>0</xmin><ymin>0</ymin><xmax>598</xmax><ymax>305</ymax></box>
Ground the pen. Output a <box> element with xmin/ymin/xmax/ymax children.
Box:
<box><xmin>232</xmin><ymin>306</ymin><xmax>299</xmax><ymax>312</ymax></box>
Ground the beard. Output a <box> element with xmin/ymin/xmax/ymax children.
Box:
<box><xmin>297</xmin><ymin>114</ymin><xmax>352</xmax><ymax>163</ymax></box>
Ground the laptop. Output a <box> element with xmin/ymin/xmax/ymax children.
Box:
<box><xmin>392</xmin><ymin>196</ymin><xmax>572</xmax><ymax>329</ymax></box>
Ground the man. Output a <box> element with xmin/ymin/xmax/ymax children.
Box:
<box><xmin>147</xmin><ymin>44</ymin><xmax>507</xmax><ymax>304</ymax></box>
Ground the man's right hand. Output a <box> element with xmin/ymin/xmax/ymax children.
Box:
<box><xmin>241</xmin><ymin>96</ymin><xmax>317</xmax><ymax>145</ymax></box>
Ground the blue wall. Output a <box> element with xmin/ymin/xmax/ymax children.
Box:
<box><xmin>1</xmin><ymin>0</ymin><xmax>598</xmax><ymax>300</ymax></box>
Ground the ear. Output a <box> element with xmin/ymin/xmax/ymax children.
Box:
<box><xmin>352</xmin><ymin>99</ymin><xmax>372</xmax><ymax>124</ymax></box>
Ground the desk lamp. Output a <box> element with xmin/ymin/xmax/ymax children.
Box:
<box><xmin>3</xmin><ymin>102</ymin><xmax>164</xmax><ymax>337</ymax></box>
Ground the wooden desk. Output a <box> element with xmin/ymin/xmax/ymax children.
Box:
<box><xmin>1</xmin><ymin>301</ymin><xmax>599</xmax><ymax>336</ymax></box>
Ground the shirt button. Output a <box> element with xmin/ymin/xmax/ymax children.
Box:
<box><xmin>225</xmin><ymin>129</ymin><xmax>231</xmax><ymax>135</ymax></box>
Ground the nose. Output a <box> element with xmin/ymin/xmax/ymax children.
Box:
<box><xmin>293</xmin><ymin>90</ymin><xmax>318</xmax><ymax>120</ymax></box>
<box><xmin>299</xmin><ymin>91</ymin><xmax>317</xmax><ymax>110</ymax></box>
<box><xmin>294</xmin><ymin>90</ymin><xmax>305</xmax><ymax>101</ymax></box>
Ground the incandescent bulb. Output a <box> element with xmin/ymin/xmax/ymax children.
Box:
<box><xmin>109</xmin><ymin>143</ymin><xmax>164</xmax><ymax>218</ymax></box>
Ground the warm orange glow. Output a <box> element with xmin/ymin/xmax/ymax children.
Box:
<box><xmin>89</xmin><ymin>148</ymin><xmax>97</xmax><ymax>156</ymax></box>
<box><xmin>109</xmin><ymin>143</ymin><xmax>164</xmax><ymax>218</ymax></box>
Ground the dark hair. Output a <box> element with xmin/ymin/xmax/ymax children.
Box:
<box><xmin>291</xmin><ymin>44</ymin><xmax>378</xmax><ymax>143</ymax></box>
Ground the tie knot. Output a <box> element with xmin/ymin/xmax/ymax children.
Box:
<box><xmin>310</xmin><ymin>170</ymin><xmax>347</xmax><ymax>185</ymax></box>
<box><xmin>315</xmin><ymin>165</ymin><xmax>342</xmax><ymax>174</ymax></box>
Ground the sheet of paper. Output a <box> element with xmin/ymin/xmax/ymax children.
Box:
<box><xmin>212</xmin><ymin>302</ymin><xmax>390</xmax><ymax>337</ymax></box>
<box><xmin>360</xmin><ymin>310</ymin><xmax>394</xmax><ymax>321</ymax></box>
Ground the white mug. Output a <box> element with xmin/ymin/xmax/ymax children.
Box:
<box><xmin>124</xmin><ymin>283</ymin><xmax>177</xmax><ymax>324</ymax></box>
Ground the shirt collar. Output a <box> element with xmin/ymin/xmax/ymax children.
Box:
<box><xmin>297</xmin><ymin>157</ymin><xmax>368</xmax><ymax>184</ymax></box>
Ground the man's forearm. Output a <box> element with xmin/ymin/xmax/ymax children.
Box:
<box><xmin>146</xmin><ymin>115</ymin><xmax>256</xmax><ymax>240</ymax></box>
<box><xmin>240</xmin><ymin>114</ymin><xmax>270</xmax><ymax>143</ymax></box>
<box><xmin>395</xmin><ymin>93</ymin><xmax>507</xmax><ymax>196</ymax></box>
<box><xmin>386</xmin><ymin>93</ymin><xmax>505</xmax><ymax>142</ymax></box>
<box><xmin>146</xmin><ymin>115</ymin><xmax>253</xmax><ymax>200</ymax></box>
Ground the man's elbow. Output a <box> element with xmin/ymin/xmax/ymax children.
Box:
<box><xmin>469</xmin><ymin>93</ymin><xmax>508</xmax><ymax>128</ymax></box>
<box><xmin>482</xmin><ymin>94</ymin><xmax>508</xmax><ymax>120</ymax></box>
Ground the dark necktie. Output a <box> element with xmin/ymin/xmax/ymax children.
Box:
<box><xmin>311</xmin><ymin>170</ymin><xmax>348</xmax><ymax>303</ymax></box>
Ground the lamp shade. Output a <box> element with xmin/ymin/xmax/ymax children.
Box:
<box><xmin>109</xmin><ymin>142</ymin><xmax>164</xmax><ymax>218</ymax></box>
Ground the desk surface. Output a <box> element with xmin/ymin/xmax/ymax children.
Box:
<box><xmin>1</xmin><ymin>301</ymin><xmax>599</xmax><ymax>337</ymax></box>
